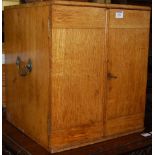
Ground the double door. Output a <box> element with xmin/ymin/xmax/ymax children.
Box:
<box><xmin>51</xmin><ymin>5</ymin><xmax>150</xmax><ymax>149</ymax></box>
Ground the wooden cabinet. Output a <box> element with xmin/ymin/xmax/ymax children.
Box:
<box><xmin>4</xmin><ymin>1</ymin><xmax>150</xmax><ymax>153</ymax></box>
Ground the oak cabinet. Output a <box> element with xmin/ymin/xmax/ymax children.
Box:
<box><xmin>4</xmin><ymin>1</ymin><xmax>150</xmax><ymax>153</ymax></box>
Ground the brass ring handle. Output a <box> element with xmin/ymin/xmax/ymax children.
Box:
<box><xmin>16</xmin><ymin>56</ymin><xmax>32</xmax><ymax>76</ymax></box>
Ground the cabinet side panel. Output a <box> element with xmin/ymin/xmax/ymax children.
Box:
<box><xmin>5</xmin><ymin>6</ymin><xmax>50</xmax><ymax>149</ymax></box>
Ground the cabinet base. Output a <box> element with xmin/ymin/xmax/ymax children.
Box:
<box><xmin>50</xmin><ymin>128</ymin><xmax>144</xmax><ymax>153</ymax></box>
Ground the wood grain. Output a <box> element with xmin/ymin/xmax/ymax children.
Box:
<box><xmin>2</xmin><ymin>64</ymin><xmax>6</xmax><ymax>107</ymax></box>
<box><xmin>4</xmin><ymin>5</ymin><xmax>50</xmax><ymax>149</ymax></box>
<box><xmin>51</xmin><ymin>123</ymin><xmax>104</xmax><ymax>152</ymax></box>
<box><xmin>52</xmin><ymin>5</ymin><xmax>106</xmax><ymax>28</ymax></box>
<box><xmin>107</xmin><ymin>28</ymin><xmax>150</xmax><ymax>120</ymax></box>
<box><xmin>109</xmin><ymin>9</ymin><xmax>150</xmax><ymax>28</ymax></box>
<box><xmin>50</xmin><ymin>28</ymin><xmax>106</xmax><ymax>151</ymax></box>
<box><xmin>4</xmin><ymin>2</ymin><xmax>151</xmax><ymax>152</ymax></box>
<box><xmin>105</xmin><ymin>113</ymin><xmax>144</xmax><ymax>136</ymax></box>
<box><xmin>106</xmin><ymin>10</ymin><xmax>150</xmax><ymax>136</ymax></box>
<box><xmin>3</xmin><ymin>115</ymin><xmax>152</xmax><ymax>155</ymax></box>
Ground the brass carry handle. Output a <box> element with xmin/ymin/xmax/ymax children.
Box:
<box><xmin>16</xmin><ymin>56</ymin><xmax>32</xmax><ymax>76</ymax></box>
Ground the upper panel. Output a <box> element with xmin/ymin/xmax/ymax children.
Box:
<box><xmin>52</xmin><ymin>5</ymin><xmax>106</xmax><ymax>29</ymax></box>
<box><xmin>109</xmin><ymin>9</ymin><xmax>150</xmax><ymax>28</ymax></box>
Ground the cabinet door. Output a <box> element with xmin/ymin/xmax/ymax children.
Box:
<box><xmin>106</xmin><ymin>9</ymin><xmax>150</xmax><ymax>136</ymax></box>
<box><xmin>50</xmin><ymin>5</ymin><xmax>106</xmax><ymax>151</ymax></box>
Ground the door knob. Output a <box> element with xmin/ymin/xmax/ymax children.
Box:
<box><xmin>107</xmin><ymin>73</ymin><xmax>117</xmax><ymax>80</ymax></box>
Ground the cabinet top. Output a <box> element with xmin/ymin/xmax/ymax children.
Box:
<box><xmin>4</xmin><ymin>0</ymin><xmax>151</xmax><ymax>11</ymax></box>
